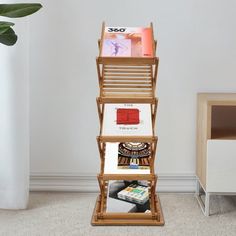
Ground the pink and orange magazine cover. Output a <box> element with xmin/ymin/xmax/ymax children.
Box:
<box><xmin>101</xmin><ymin>27</ymin><xmax>154</xmax><ymax>57</ymax></box>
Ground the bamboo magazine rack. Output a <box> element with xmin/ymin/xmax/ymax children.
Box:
<box><xmin>91</xmin><ymin>23</ymin><xmax>164</xmax><ymax>226</ymax></box>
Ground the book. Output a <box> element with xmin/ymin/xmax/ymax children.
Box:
<box><xmin>118</xmin><ymin>142</ymin><xmax>150</xmax><ymax>170</ymax></box>
<box><xmin>102</xmin><ymin>103</ymin><xmax>153</xmax><ymax>136</ymax></box>
<box><xmin>106</xmin><ymin>180</ymin><xmax>137</xmax><ymax>213</ymax></box>
<box><xmin>117</xmin><ymin>183</ymin><xmax>149</xmax><ymax>205</ymax></box>
<box><xmin>101</xmin><ymin>27</ymin><xmax>154</xmax><ymax>57</ymax></box>
<box><xmin>106</xmin><ymin>180</ymin><xmax>151</xmax><ymax>213</ymax></box>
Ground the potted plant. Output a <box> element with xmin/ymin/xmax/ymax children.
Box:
<box><xmin>0</xmin><ymin>3</ymin><xmax>42</xmax><ymax>46</ymax></box>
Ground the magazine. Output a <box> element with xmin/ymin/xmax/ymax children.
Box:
<box><xmin>118</xmin><ymin>142</ymin><xmax>150</xmax><ymax>170</ymax></box>
<box><xmin>101</xmin><ymin>27</ymin><xmax>154</xmax><ymax>57</ymax></box>
<box><xmin>106</xmin><ymin>180</ymin><xmax>150</xmax><ymax>213</ymax></box>
<box><xmin>102</xmin><ymin>103</ymin><xmax>153</xmax><ymax>136</ymax></box>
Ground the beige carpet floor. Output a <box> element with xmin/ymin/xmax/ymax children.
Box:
<box><xmin>0</xmin><ymin>193</ymin><xmax>236</xmax><ymax>236</ymax></box>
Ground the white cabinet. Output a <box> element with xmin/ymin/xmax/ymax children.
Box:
<box><xmin>196</xmin><ymin>93</ymin><xmax>236</xmax><ymax>216</ymax></box>
<box><xmin>207</xmin><ymin>140</ymin><xmax>236</xmax><ymax>192</ymax></box>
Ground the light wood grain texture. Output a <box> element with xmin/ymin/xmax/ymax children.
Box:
<box><xmin>96</xmin><ymin>59</ymin><xmax>158</xmax><ymax>99</ymax></box>
<box><xmin>91</xmin><ymin>195</ymin><xmax>164</xmax><ymax>225</ymax></box>
<box><xmin>92</xmin><ymin>22</ymin><xmax>163</xmax><ymax>226</ymax></box>
<box><xmin>196</xmin><ymin>93</ymin><xmax>236</xmax><ymax>190</ymax></box>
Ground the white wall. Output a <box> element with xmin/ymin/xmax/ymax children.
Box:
<box><xmin>29</xmin><ymin>0</ymin><xmax>236</xmax><ymax>187</ymax></box>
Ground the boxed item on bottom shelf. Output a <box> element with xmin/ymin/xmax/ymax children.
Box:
<box><xmin>117</xmin><ymin>183</ymin><xmax>149</xmax><ymax>204</ymax></box>
<box><xmin>107</xmin><ymin>180</ymin><xmax>150</xmax><ymax>213</ymax></box>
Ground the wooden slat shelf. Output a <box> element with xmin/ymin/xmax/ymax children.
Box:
<box><xmin>97</xmin><ymin>48</ymin><xmax>158</xmax><ymax>99</ymax></box>
<box><xmin>97</xmin><ymin>57</ymin><xmax>158</xmax><ymax>65</ymax></box>
<box><xmin>92</xmin><ymin>22</ymin><xmax>164</xmax><ymax>226</ymax></box>
<box><xmin>103</xmin><ymin>81</ymin><xmax>152</xmax><ymax>85</ymax></box>
<box><xmin>98</xmin><ymin>136</ymin><xmax>157</xmax><ymax>143</ymax></box>
<box><xmin>103</xmin><ymin>85</ymin><xmax>152</xmax><ymax>88</ymax></box>
<box><xmin>97</xmin><ymin>97</ymin><xmax>158</xmax><ymax>104</ymax></box>
<box><xmin>102</xmin><ymin>88</ymin><xmax>152</xmax><ymax>93</ymax></box>
<box><xmin>99</xmin><ymin>174</ymin><xmax>156</xmax><ymax>181</ymax></box>
<box><xmin>103</xmin><ymin>94</ymin><xmax>154</xmax><ymax>99</ymax></box>
<box><xmin>91</xmin><ymin>194</ymin><xmax>164</xmax><ymax>226</ymax></box>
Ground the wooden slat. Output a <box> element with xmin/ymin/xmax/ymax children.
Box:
<box><xmin>103</xmin><ymin>89</ymin><xmax>152</xmax><ymax>93</ymax></box>
<box><xmin>99</xmin><ymin>136</ymin><xmax>157</xmax><ymax>142</ymax></box>
<box><xmin>104</xmin><ymin>66</ymin><xmax>151</xmax><ymax>70</ymax></box>
<box><xmin>104</xmin><ymin>73</ymin><xmax>151</xmax><ymax>77</ymax></box>
<box><xmin>103</xmin><ymin>81</ymin><xmax>152</xmax><ymax>85</ymax></box>
<box><xmin>105</xmin><ymin>71</ymin><xmax>151</xmax><ymax>74</ymax></box>
<box><xmin>100</xmin><ymin>174</ymin><xmax>155</xmax><ymax>181</ymax></box>
<box><xmin>98</xmin><ymin>22</ymin><xmax>105</xmax><ymax>57</ymax></box>
<box><xmin>103</xmin><ymin>213</ymin><xmax>153</xmax><ymax>219</ymax></box>
<box><xmin>103</xmin><ymin>93</ymin><xmax>153</xmax><ymax>98</ymax></box>
<box><xmin>104</xmin><ymin>77</ymin><xmax>151</xmax><ymax>81</ymax></box>
<box><xmin>98</xmin><ymin>57</ymin><xmax>157</xmax><ymax>65</ymax></box>
<box><xmin>150</xmin><ymin>22</ymin><xmax>156</xmax><ymax>57</ymax></box>
<box><xmin>104</xmin><ymin>69</ymin><xmax>151</xmax><ymax>73</ymax></box>
<box><xmin>103</xmin><ymin>85</ymin><xmax>152</xmax><ymax>89</ymax></box>
<box><xmin>97</xmin><ymin>96</ymin><xmax>157</xmax><ymax>104</ymax></box>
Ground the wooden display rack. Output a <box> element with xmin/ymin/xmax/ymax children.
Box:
<box><xmin>91</xmin><ymin>23</ymin><xmax>164</xmax><ymax>226</ymax></box>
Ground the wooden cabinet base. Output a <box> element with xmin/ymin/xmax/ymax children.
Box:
<box><xmin>91</xmin><ymin>195</ymin><xmax>165</xmax><ymax>226</ymax></box>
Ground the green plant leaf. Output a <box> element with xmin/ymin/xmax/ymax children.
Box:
<box><xmin>0</xmin><ymin>3</ymin><xmax>42</xmax><ymax>18</ymax></box>
<box><xmin>0</xmin><ymin>27</ymin><xmax>17</xmax><ymax>46</ymax></box>
<box><xmin>0</xmin><ymin>21</ymin><xmax>14</xmax><ymax>27</ymax></box>
<box><xmin>0</xmin><ymin>26</ymin><xmax>10</xmax><ymax>35</ymax></box>
<box><xmin>0</xmin><ymin>21</ymin><xmax>15</xmax><ymax>35</ymax></box>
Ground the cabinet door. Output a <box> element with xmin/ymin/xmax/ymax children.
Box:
<box><xmin>207</xmin><ymin>140</ymin><xmax>236</xmax><ymax>192</ymax></box>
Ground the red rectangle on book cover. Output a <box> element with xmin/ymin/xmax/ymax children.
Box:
<box><xmin>116</xmin><ymin>108</ymin><xmax>140</xmax><ymax>125</ymax></box>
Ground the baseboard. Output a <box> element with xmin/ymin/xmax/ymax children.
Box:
<box><xmin>30</xmin><ymin>172</ymin><xmax>196</xmax><ymax>193</ymax></box>
<box><xmin>30</xmin><ymin>173</ymin><xmax>98</xmax><ymax>192</ymax></box>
